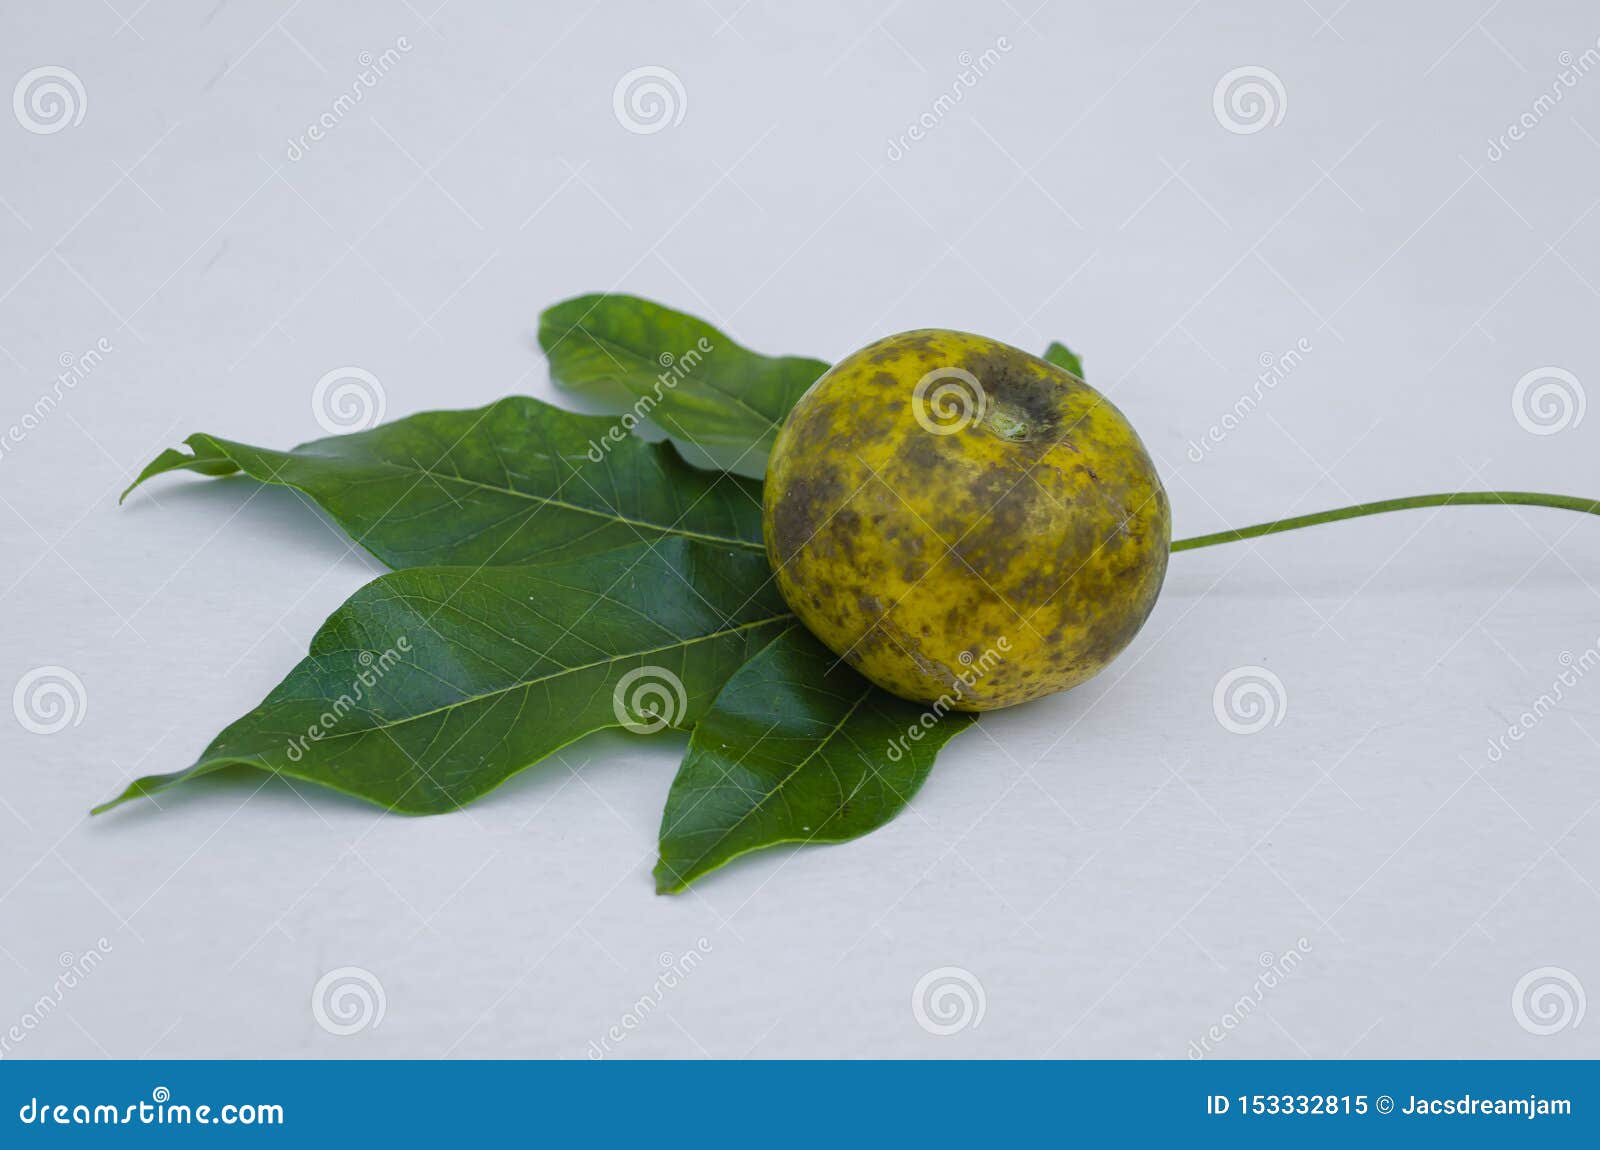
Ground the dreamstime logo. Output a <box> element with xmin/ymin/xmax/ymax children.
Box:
<box><xmin>16</xmin><ymin>1087</ymin><xmax>283</xmax><ymax>1126</ymax></box>
<box><xmin>612</xmin><ymin>666</ymin><xmax>687</xmax><ymax>734</ymax></box>
<box><xmin>0</xmin><ymin>337</ymin><xmax>114</xmax><ymax>466</ymax></box>
<box><xmin>1185</xmin><ymin>337</ymin><xmax>1313</xmax><ymax>462</ymax></box>
<box><xmin>1</xmin><ymin>938</ymin><xmax>112</xmax><ymax>1059</ymax></box>
<box><xmin>1212</xmin><ymin>666</ymin><xmax>1287</xmax><ymax>734</ymax></box>
<box><xmin>911</xmin><ymin>367</ymin><xmax>986</xmax><ymax>435</ymax></box>
<box><xmin>13</xmin><ymin>66</ymin><xmax>87</xmax><ymax>134</ymax></box>
<box><xmin>1485</xmin><ymin>640</ymin><xmax>1600</xmax><ymax>762</ymax></box>
<box><xmin>1188</xmin><ymin>939</ymin><xmax>1313</xmax><ymax>1058</ymax></box>
<box><xmin>284</xmin><ymin>638</ymin><xmax>411</xmax><ymax>763</ymax></box>
<box><xmin>911</xmin><ymin>966</ymin><xmax>986</xmax><ymax>1036</ymax></box>
<box><xmin>584</xmin><ymin>336</ymin><xmax>715</xmax><ymax>462</ymax></box>
<box><xmin>1212</xmin><ymin>66</ymin><xmax>1287</xmax><ymax>134</ymax></box>
<box><xmin>612</xmin><ymin>66</ymin><xmax>686</xmax><ymax>134</ymax></box>
<box><xmin>587</xmin><ymin>938</ymin><xmax>713</xmax><ymax>1059</ymax></box>
<box><xmin>1487</xmin><ymin>39</ymin><xmax>1600</xmax><ymax>161</ymax></box>
<box><xmin>885</xmin><ymin>37</ymin><xmax>1013</xmax><ymax>161</ymax></box>
<box><xmin>1511</xmin><ymin>966</ymin><xmax>1585</xmax><ymax>1036</ymax></box>
<box><xmin>12</xmin><ymin>666</ymin><xmax>87</xmax><ymax>735</ymax></box>
<box><xmin>1511</xmin><ymin>367</ymin><xmax>1584</xmax><ymax>435</ymax></box>
<box><xmin>311</xmin><ymin>966</ymin><xmax>386</xmax><ymax>1036</ymax></box>
<box><xmin>886</xmin><ymin>637</ymin><xmax>1010</xmax><ymax>762</ymax></box>
<box><xmin>311</xmin><ymin>367</ymin><xmax>386</xmax><ymax>434</ymax></box>
<box><xmin>285</xmin><ymin>38</ymin><xmax>414</xmax><ymax>161</ymax></box>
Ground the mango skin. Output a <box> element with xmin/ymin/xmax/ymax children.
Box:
<box><xmin>763</xmin><ymin>330</ymin><xmax>1170</xmax><ymax>711</ymax></box>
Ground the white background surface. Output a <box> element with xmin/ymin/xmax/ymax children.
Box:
<box><xmin>3</xmin><ymin>0</ymin><xmax>1599</xmax><ymax>1059</ymax></box>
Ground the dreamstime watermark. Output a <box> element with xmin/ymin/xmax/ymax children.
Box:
<box><xmin>584</xmin><ymin>336</ymin><xmax>715</xmax><ymax>462</ymax></box>
<box><xmin>886</xmin><ymin>637</ymin><xmax>1011</xmax><ymax>762</ymax></box>
<box><xmin>1511</xmin><ymin>966</ymin><xmax>1585</xmax><ymax>1036</ymax></box>
<box><xmin>13</xmin><ymin>66</ymin><xmax>86</xmax><ymax>134</ymax></box>
<box><xmin>885</xmin><ymin>37</ymin><xmax>1014</xmax><ymax>161</ymax></box>
<box><xmin>0</xmin><ymin>939</ymin><xmax>112</xmax><ymax>1059</ymax></box>
<box><xmin>17</xmin><ymin>1087</ymin><xmax>284</xmax><ymax>1127</ymax></box>
<box><xmin>311</xmin><ymin>366</ymin><xmax>387</xmax><ymax>434</ymax></box>
<box><xmin>1212</xmin><ymin>66</ymin><xmax>1287</xmax><ymax>134</ymax></box>
<box><xmin>0</xmin><ymin>338</ymin><xmax>113</xmax><ymax>466</ymax></box>
<box><xmin>285</xmin><ymin>38</ymin><xmax>413</xmax><ymax>161</ymax></box>
<box><xmin>587</xmin><ymin>939</ymin><xmax>712</xmax><ymax>1058</ymax></box>
<box><xmin>911</xmin><ymin>366</ymin><xmax>986</xmax><ymax>435</ymax></box>
<box><xmin>1185</xmin><ymin>338</ymin><xmax>1312</xmax><ymax>462</ymax></box>
<box><xmin>311</xmin><ymin>966</ymin><xmax>385</xmax><ymax>1036</ymax></box>
<box><xmin>283</xmin><ymin>638</ymin><xmax>411</xmax><ymax>763</ymax></box>
<box><xmin>1485</xmin><ymin>640</ymin><xmax>1600</xmax><ymax>762</ymax></box>
<box><xmin>12</xmin><ymin>666</ymin><xmax>87</xmax><ymax>735</ymax></box>
<box><xmin>1511</xmin><ymin>367</ymin><xmax>1584</xmax><ymax>435</ymax></box>
<box><xmin>911</xmin><ymin>966</ymin><xmax>986</xmax><ymax>1035</ymax></box>
<box><xmin>1212</xmin><ymin>666</ymin><xmax>1287</xmax><ymax>735</ymax></box>
<box><xmin>1487</xmin><ymin>38</ymin><xmax>1600</xmax><ymax>161</ymax></box>
<box><xmin>612</xmin><ymin>66</ymin><xmax>686</xmax><ymax>134</ymax></box>
<box><xmin>1187</xmin><ymin>938</ymin><xmax>1313</xmax><ymax>1058</ymax></box>
<box><xmin>612</xmin><ymin>666</ymin><xmax>687</xmax><ymax>734</ymax></box>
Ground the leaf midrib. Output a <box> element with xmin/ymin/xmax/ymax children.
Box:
<box><xmin>252</xmin><ymin>611</ymin><xmax>796</xmax><ymax>750</ymax></box>
<box><xmin>292</xmin><ymin>448</ymin><xmax>766</xmax><ymax>552</ymax></box>
<box><xmin>674</xmin><ymin>675</ymin><xmax>875</xmax><ymax>869</ymax></box>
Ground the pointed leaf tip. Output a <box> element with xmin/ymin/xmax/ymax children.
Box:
<box><xmin>110</xmin><ymin>400</ymin><xmax>765</xmax><ymax>565</ymax></box>
<box><xmin>98</xmin><ymin>540</ymin><xmax>792</xmax><ymax>816</ymax></box>
<box><xmin>654</xmin><ymin>626</ymin><xmax>975</xmax><ymax>892</ymax></box>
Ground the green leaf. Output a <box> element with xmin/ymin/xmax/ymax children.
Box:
<box><xmin>1043</xmin><ymin>341</ymin><xmax>1084</xmax><ymax>378</ymax></box>
<box><xmin>121</xmin><ymin>397</ymin><xmax>764</xmax><ymax>567</ymax></box>
<box><xmin>539</xmin><ymin>293</ymin><xmax>829</xmax><ymax>473</ymax></box>
<box><xmin>93</xmin><ymin>540</ymin><xmax>793</xmax><ymax>816</ymax></box>
<box><xmin>653</xmin><ymin>626</ymin><xmax>975</xmax><ymax>893</ymax></box>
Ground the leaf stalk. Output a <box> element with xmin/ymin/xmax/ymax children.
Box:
<box><xmin>1170</xmin><ymin>491</ymin><xmax>1600</xmax><ymax>553</ymax></box>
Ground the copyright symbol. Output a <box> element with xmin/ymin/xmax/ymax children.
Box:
<box><xmin>1376</xmin><ymin>1095</ymin><xmax>1394</xmax><ymax>1114</ymax></box>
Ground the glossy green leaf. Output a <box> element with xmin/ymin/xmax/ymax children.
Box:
<box><xmin>1043</xmin><ymin>341</ymin><xmax>1084</xmax><ymax>378</ymax></box>
<box><xmin>93</xmin><ymin>540</ymin><xmax>793</xmax><ymax>816</ymax></box>
<box><xmin>539</xmin><ymin>293</ymin><xmax>829</xmax><ymax>472</ymax></box>
<box><xmin>653</xmin><ymin>626</ymin><xmax>975</xmax><ymax>893</ymax></box>
<box><xmin>122</xmin><ymin>397</ymin><xmax>764</xmax><ymax>567</ymax></box>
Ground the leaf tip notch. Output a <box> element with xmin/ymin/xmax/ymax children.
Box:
<box><xmin>118</xmin><ymin>437</ymin><xmax>241</xmax><ymax>505</ymax></box>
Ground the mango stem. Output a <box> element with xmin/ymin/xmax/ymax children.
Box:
<box><xmin>1170</xmin><ymin>491</ymin><xmax>1600</xmax><ymax>553</ymax></box>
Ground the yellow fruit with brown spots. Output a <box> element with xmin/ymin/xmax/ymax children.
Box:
<box><xmin>763</xmin><ymin>330</ymin><xmax>1170</xmax><ymax>711</ymax></box>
